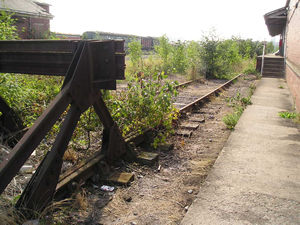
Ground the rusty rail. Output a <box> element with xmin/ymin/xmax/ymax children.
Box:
<box><xmin>179</xmin><ymin>74</ymin><xmax>242</xmax><ymax>112</ymax></box>
<box><xmin>0</xmin><ymin>40</ymin><xmax>126</xmax><ymax>213</ymax></box>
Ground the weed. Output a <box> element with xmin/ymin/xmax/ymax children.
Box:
<box><xmin>278</xmin><ymin>111</ymin><xmax>298</xmax><ymax>119</ymax></box>
<box><xmin>222</xmin><ymin>111</ymin><xmax>242</xmax><ymax>130</ymax></box>
<box><xmin>249</xmin><ymin>83</ymin><xmax>256</xmax><ymax>95</ymax></box>
<box><xmin>241</xmin><ymin>96</ymin><xmax>252</xmax><ymax>106</ymax></box>
<box><xmin>278</xmin><ymin>85</ymin><xmax>284</xmax><ymax>89</ymax></box>
<box><xmin>223</xmin><ymin>83</ymin><xmax>255</xmax><ymax>129</ymax></box>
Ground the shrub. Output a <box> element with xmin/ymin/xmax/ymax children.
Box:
<box><xmin>199</xmin><ymin>30</ymin><xmax>219</xmax><ymax>78</ymax></box>
<box><xmin>223</xmin><ymin>111</ymin><xmax>241</xmax><ymax>130</ymax></box>
<box><xmin>155</xmin><ymin>35</ymin><xmax>174</xmax><ymax>74</ymax></box>
<box><xmin>186</xmin><ymin>41</ymin><xmax>202</xmax><ymax>79</ymax></box>
<box><xmin>0</xmin><ymin>11</ymin><xmax>18</xmax><ymax>40</ymax></box>
<box><xmin>171</xmin><ymin>40</ymin><xmax>188</xmax><ymax>74</ymax></box>
<box><xmin>105</xmin><ymin>72</ymin><xmax>178</xmax><ymax>147</ymax></box>
<box><xmin>128</xmin><ymin>40</ymin><xmax>143</xmax><ymax>71</ymax></box>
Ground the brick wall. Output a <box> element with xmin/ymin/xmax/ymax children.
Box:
<box><xmin>286</xmin><ymin>65</ymin><xmax>300</xmax><ymax>110</ymax></box>
<box><xmin>286</xmin><ymin>0</ymin><xmax>300</xmax><ymax>111</ymax></box>
<box><xmin>14</xmin><ymin>15</ymin><xmax>50</xmax><ymax>39</ymax></box>
<box><xmin>30</xmin><ymin>17</ymin><xmax>50</xmax><ymax>38</ymax></box>
<box><xmin>14</xmin><ymin>16</ymin><xmax>30</xmax><ymax>39</ymax></box>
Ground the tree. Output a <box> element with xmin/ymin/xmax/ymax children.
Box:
<box><xmin>199</xmin><ymin>30</ymin><xmax>219</xmax><ymax>78</ymax></box>
<box><xmin>128</xmin><ymin>40</ymin><xmax>143</xmax><ymax>70</ymax></box>
<box><xmin>171</xmin><ymin>40</ymin><xmax>187</xmax><ymax>74</ymax></box>
<box><xmin>186</xmin><ymin>41</ymin><xmax>201</xmax><ymax>79</ymax></box>
<box><xmin>155</xmin><ymin>35</ymin><xmax>173</xmax><ymax>74</ymax></box>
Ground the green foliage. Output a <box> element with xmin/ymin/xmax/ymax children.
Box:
<box><xmin>243</xmin><ymin>67</ymin><xmax>258</xmax><ymax>75</ymax></box>
<box><xmin>222</xmin><ymin>111</ymin><xmax>242</xmax><ymax>130</ymax></box>
<box><xmin>128</xmin><ymin>40</ymin><xmax>143</xmax><ymax>70</ymax></box>
<box><xmin>105</xmin><ymin>72</ymin><xmax>179</xmax><ymax>147</ymax></box>
<box><xmin>186</xmin><ymin>41</ymin><xmax>201</xmax><ymax>79</ymax></box>
<box><xmin>199</xmin><ymin>30</ymin><xmax>219</xmax><ymax>78</ymax></box>
<box><xmin>0</xmin><ymin>11</ymin><xmax>18</xmax><ymax>40</ymax></box>
<box><xmin>155</xmin><ymin>35</ymin><xmax>173</xmax><ymax>74</ymax></box>
<box><xmin>278</xmin><ymin>111</ymin><xmax>299</xmax><ymax>119</ymax></box>
<box><xmin>216</xmin><ymin>39</ymin><xmax>242</xmax><ymax>78</ymax></box>
<box><xmin>171</xmin><ymin>40</ymin><xmax>187</xmax><ymax>74</ymax></box>
<box><xmin>234</xmin><ymin>37</ymin><xmax>263</xmax><ymax>58</ymax></box>
<box><xmin>266</xmin><ymin>41</ymin><xmax>275</xmax><ymax>54</ymax></box>
<box><xmin>43</xmin><ymin>31</ymin><xmax>61</xmax><ymax>40</ymax></box>
<box><xmin>223</xmin><ymin>85</ymin><xmax>255</xmax><ymax>129</ymax></box>
<box><xmin>0</xmin><ymin>74</ymin><xmax>63</xmax><ymax>127</ymax></box>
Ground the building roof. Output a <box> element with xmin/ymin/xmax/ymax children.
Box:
<box><xmin>0</xmin><ymin>0</ymin><xmax>53</xmax><ymax>19</ymax></box>
<box><xmin>33</xmin><ymin>0</ymin><xmax>51</xmax><ymax>6</ymax></box>
<box><xmin>264</xmin><ymin>7</ymin><xmax>287</xmax><ymax>36</ymax></box>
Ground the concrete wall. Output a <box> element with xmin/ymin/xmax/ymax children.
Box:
<box><xmin>285</xmin><ymin>0</ymin><xmax>300</xmax><ymax>111</ymax></box>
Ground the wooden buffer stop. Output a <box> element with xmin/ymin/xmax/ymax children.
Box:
<box><xmin>0</xmin><ymin>40</ymin><xmax>126</xmax><ymax>213</ymax></box>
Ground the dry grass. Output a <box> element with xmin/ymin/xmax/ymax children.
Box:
<box><xmin>0</xmin><ymin>197</ymin><xmax>26</xmax><ymax>225</ymax></box>
<box><xmin>63</xmin><ymin>148</ymin><xmax>78</xmax><ymax>163</ymax></box>
<box><xmin>72</xmin><ymin>190</ymin><xmax>88</xmax><ymax>210</ymax></box>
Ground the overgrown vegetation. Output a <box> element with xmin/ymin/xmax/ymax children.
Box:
<box><xmin>0</xmin><ymin>10</ymin><xmax>269</xmax><ymax>149</ymax></box>
<box><xmin>105</xmin><ymin>72</ymin><xmax>178</xmax><ymax>147</ymax></box>
<box><xmin>0</xmin><ymin>11</ymin><xmax>271</xmax><ymax>149</ymax></box>
<box><xmin>0</xmin><ymin>11</ymin><xmax>17</xmax><ymax>40</ymax></box>
<box><xmin>223</xmin><ymin>84</ymin><xmax>255</xmax><ymax>130</ymax></box>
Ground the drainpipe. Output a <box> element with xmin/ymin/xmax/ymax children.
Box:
<box><xmin>261</xmin><ymin>42</ymin><xmax>266</xmax><ymax>76</ymax></box>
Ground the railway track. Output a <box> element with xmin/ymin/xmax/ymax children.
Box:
<box><xmin>55</xmin><ymin>74</ymin><xmax>243</xmax><ymax>197</ymax></box>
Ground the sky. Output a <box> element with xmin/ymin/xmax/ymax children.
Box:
<box><xmin>45</xmin><ymin>0</ymin><xmax>286</xmax><ymax>41</ymax></box>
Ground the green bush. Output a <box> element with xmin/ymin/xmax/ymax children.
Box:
<box><xmin>128</xmin><ymin>40</ymin><xmax>143</xmax><ymax>71</ymax></box>
<box><xmin>171</xmin><ymin>40</ymin><xmax>188</xmax><ymax>74</ymax></box>
<box><xmin>0</xmin><ymin>11</ymin><xmax>18</xmax><ymax>40</ymax></box>
<box><xmin>155</xmin><ymin>35</ymin><xmax>174</xmax><ymax>74</ymax></box>
<box><xmin>199</xmin><ymin>30</ymin><xmax>219</xmax><ymax>78</ymax></box>
<box><xmin>222</xmin><ymin>111</ymin><xmax>242</xmax><ymax>130</ymax></box>
<box><xmin>0</xmin><ymin>74</ymin><xmax>63</xmax><ymax>127</ymax></box>
<box><xmin>105</xmin><ymin>72</ymin><xmax>178</xmax><ymax>147</ymax></box>
<box><xmin>186</xmin><ymin>41</ymin><xmax>202</xmax><ymax>79</ymax></box>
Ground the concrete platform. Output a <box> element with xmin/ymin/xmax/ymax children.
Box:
<box><xmin>181</xmin><ymin>78</ymin><xmax>300</xmax><ymax>225</ymax></box>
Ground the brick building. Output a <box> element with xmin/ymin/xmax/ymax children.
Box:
<box><xmin>265</xmin><ymin>0</ymin><xmax>300</xmax><ymax>111</ymax></box>
<box><xmin>0</xmin><ymin>0</ymin><xmax>53</xmax><ymax>39</ymax></box>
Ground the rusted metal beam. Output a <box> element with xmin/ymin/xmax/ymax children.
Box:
<box><xmin>16</xmin><ymin>104</ymin><xmax>82</xmax><ymax>212</ymax></box>
<box><xmin>93</xmin><ymin>93</ymin><xmax>126</xmax><ymax>160</ymax></box>
<box><xmin>0</xmin><ymin>95</ymin><xmax>24</xmax><ymax>146</ymax></box>
<box><xmin>0</xmin><ymin>40</ymin><xmax>79</xmax><ymax>76</ymax></box>
<box><xmin>0</xmin><ymin>40</ymin><xmax>126</xmax><ymax>214</ymax></box>
<box><xmin>0</xmin><ymin>84</ymin><xmax>72</xmax><ymax>194</ymax></box>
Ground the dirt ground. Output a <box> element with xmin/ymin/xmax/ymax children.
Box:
<box><xmin>51</xmin><ymin>74</ymin><xmax>258</xmax><ymax>225</ymax></box>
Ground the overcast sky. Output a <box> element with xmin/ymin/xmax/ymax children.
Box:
<box><xmin>46</xmin><ymin>0</ymin><xmax>286</xmax><ymax>41</ymax></box>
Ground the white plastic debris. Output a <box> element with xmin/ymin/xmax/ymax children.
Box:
<box><xmin>100</xmin><ymin>185</ymin><xmax>115</xmax><ymax>192</ymax></box>
<box><xmin>22</xmin><ymin>219</ymin><xmax>39</xmax><ymax>225</ymax></box>
<box><xmin>20</xmin><ymin>165</ymin><xmax>33</xmax><ymax>173</ymax></box>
